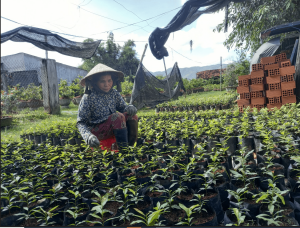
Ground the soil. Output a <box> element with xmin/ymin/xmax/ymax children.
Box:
<box><xmin>103</xmin><ymin>201</ymin><xmax>123</xmax><ymax>218</ymax></box>
<box><xmin>191</xmin><ymin>211</ymin><xmax>214</xmax><ymax>225</ymax></box>
<box><xmin>132</xmin><ymin>200</ymin><xmax>151</xmax><ymax>211</ymax></box>
<box><xmin>269</xmin><ymin>166</ymin><xmax>283</xmax><ymax>171</ymax></box>
<box><xmin>27</xmin><ymin>201</ymin><xmax>40</xmax><ymax>208</ymax></box>
<box><xmin>137</xmin><ymin>174</ymin><xmax>150</xmax><ymax>178</ymax></box>
<box><xmin>131</xmin><ymin>165</ymin><xmax>140</xmax><ymax>169</ymax></box>
<box><xmin>122</xmin><ymin>172</ymin><xmax>134</xmax><ymax>177</ymax></box>
<box><xmin>146</xmin><ymin>191</ymin><xmax>163</xmax><ymax>198</ymax></box>
<box><xmin>20</xmin><ymin>218</ymin><xmax>40</xmax><ymax>226</ymax></box>
<box><xmin>163</xmin><ymin>209</ymin><xmax>186</xmax><ymax>222</ymax></box>
<box><xmin>176</xmin><ymin>193</ymin><xmax>194</xmax><ymax>201</ymax></box>
<box><xmin>213</xmin><ymin>169</ymin><xmax>225</xmax><ymax>174</ymax></box>
<box><xmin>138</xmin><ymin>157</ymin><xmax>148</xmax><ymax>162</ymax></box>
<box><xmin>202</xmin><ymin>191</ymin><xmax>217</xmax><ymax>200</ymax></box>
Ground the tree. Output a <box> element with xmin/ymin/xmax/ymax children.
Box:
<box><xmin>214</xmin><ymin>0</ymin><xmax>300</xmax><ymax>53</ymax></box>
<box><xmin>78</xmin><ymin>35</ymin><xmax>139</xmax><ymax>79</ymax></box>
<box><xmin>223</xmin><ymin>50</ymin><xmax>250</xmax><ymax>87</ymax></box>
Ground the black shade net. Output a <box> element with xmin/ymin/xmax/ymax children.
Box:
<box><xmin>130</xmin><ymin>62</ymin><xmax>185</xmax><ymax>109</ymax></box>
<box><xmin>149</xmin><ymin>0</ymin><xmax>248</xmax><ymax>60</ymax></box>
<box><xmin>1</xmin><ymin>26</ymin><xmax>101</xmax><ymax>59</ymax></box>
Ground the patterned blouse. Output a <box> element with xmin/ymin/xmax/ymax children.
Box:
<box><xmin>77</xmin><ymin>89</ymin><xmax>128</xmax><ymax>143</ymax></box>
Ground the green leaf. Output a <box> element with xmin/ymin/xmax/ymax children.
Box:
<box><xmin>256</xmin><ymin>194</ymin><xmax>268</xmax><ymax>203</ymax></box>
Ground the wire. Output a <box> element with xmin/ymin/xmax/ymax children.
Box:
<box><xmin>1</xmin><ymin>16</ymin><xmax>149</xmax><ymax>42</ymax></box>
<box><xmin>167</xmin><ymin>45</ymin><xmax>201</xmax><ymax>64</ymax></box>
<box><xmin>80</xmin><ymin>0</ymin><xmax>92</xmax><ymax>7</ymax></box>
<box><xmin>87</xmin><ymin>6</ymin><xmax>182</xmax><ymax>36</ymax></box>
<box><xmin>113</xmin><ymin>0</ymin><xmax>155</xmax><ymax>29</ymax></box>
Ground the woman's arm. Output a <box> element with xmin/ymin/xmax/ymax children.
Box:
<box><xmin>115</xmin><ymin>90</ymin><xmax>128</xmax><ymax>113</ymax></box>
<box><xmin>77</xmin><ymin>94</ymin><xmax>93</xmax><ymax>144</ymax></box>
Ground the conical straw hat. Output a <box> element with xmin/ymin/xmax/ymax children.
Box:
<box><xmin>80</xmin><ymin>63</ymin><xmax>124</xmax><ymax>87</ymax></box>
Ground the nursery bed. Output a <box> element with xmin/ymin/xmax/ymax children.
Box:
<box><xmin>1</xmin><ymin>104</ymin><xmax>300</xmax><ymax>226</ymax></box>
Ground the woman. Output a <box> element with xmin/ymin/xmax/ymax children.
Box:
<box><xmin>77</xmin><ymin>63</ymin><xmax>138</xmax><ymax>150</ymax></box>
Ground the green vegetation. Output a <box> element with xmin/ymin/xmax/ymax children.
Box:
<box><xmin>1</xmin><ymin>101</ymin><xmax>299</xmax><ymax>226</ymax></box>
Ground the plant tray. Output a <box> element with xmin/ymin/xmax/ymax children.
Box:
<box><xmin>266</xmin><ymin>89</ymin><xmax>281</xmax><ymax>98</ymax></box>
<box><xmin>261</xmin><ymin>56</ymin><xmax>276</xmax><ymax>64</ymax></box>
<box><xmin>280</xmin><ymin>66</ymin><xmax>295</xmax><ymax>75</ymax></box>
<box><xmin>281</xmin><ymin>81</ymin><xmax>296</xmax><ymax>90</ymax></box>
<box><xmin>251</xmin><ymin>97</ymin><xmax>266</xmax><ymax>105</ymax></box>
<box><xmin>267</xmin><ymin>103</ymin><xmax>282</xmax><ymax>110</ymax></box>
<box><xmin>266</xmin><ymin>76</ymin><xmax>281</xmax><ymax>84</ymax></box>
<box><xmin>237</xmin><ymin>99</ymin><xmax>250</xmax><ymax>106</ymax></box>
<box><xmin>282</xmin><ymin>95</ymin><xmax>296</xmax><ymax>104</ymax></box>
<box><xmin>237</xmin><ymin>86</ymin><xmax>249</xmax><ymax>94</ymax></box>
<box><xmin>250</xmin><ymin>84</ymin><xmax>264</xmax><ymax>92</ymax></box>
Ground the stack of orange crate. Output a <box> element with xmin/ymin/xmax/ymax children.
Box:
<box><xmin>237</xmin><ymin>74</ymin><xmax>251</xmax><ymax>112</ymax></box>
<box><xmin>264</xmin><ymin>53</ymin><xmax>297</xmax><ymax>110</ymax></box>
<box><xmin>250</xmin><ymin>58</ymin><xmax>267</xmax><ymax>111</ymax></box>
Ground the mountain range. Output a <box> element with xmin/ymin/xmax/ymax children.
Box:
<box><xmin>151</xmin><ymin>64</ymin><xmax>228</xmax><ymax>80</ymax></box>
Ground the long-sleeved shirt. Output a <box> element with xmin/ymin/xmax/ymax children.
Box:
<box><xmin>77</xmin><ymin>89</ymin><xmax>128</xmax><ymax>143</ymax></box>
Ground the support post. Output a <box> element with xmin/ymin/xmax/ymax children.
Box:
<box><xmin>220</xmin><ymin>56</ymin><xmax>222</xmax><ymax>91</ymax></box>
<box><xmin>42</xmin><ymin>59</ymin><xmax>60</xmax><ymax>114</ymax></box>
<box><xmin>45</xmin><ymin>36</ymin><xmax>48</xmax><ymax>59</ymax></box>
<box><xmin>163</xmin><ymin>57</ymin><xmax>172</xmax><ymax>98</ymax></box>
<box><xmin>295</xmin><ymin>34</ymin><xmax>300</xmax><ymax>104</ymax></box>
<box><xmin>130</xmin><ymin>43</ymin><xmax>148</xmax><ymax>105</ymax></box>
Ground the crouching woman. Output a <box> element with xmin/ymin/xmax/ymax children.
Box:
<box><xmin>77</xmin><ymin>63</ymin><xmax>138</xmax><ymax>150</ymax></box>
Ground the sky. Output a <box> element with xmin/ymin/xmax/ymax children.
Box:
<box><xmin>1</xmin><ymin>0</ymin><xmax>238</xmax><ymax>72</ymax></box>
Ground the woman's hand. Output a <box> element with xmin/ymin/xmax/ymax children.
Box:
<box><xmin>88</xmin><ymin>134</ymin><xmax>100</xmax><ymax>148</ymax></box>
<box><xmin>126</xmin><ymin>105</ymin><xmax>137</xmax><ymax>116</ymax></box>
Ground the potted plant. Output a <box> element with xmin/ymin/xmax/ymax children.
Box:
<box><xmin>58</xmin><ymin>79</ymin><xmax>74</xmax><ymax>108</ymax></box>
<box><xmin>1</xmin><ymin>90</ymin><xmax>14</xmax><ymax>127</ymax></box>
<box><xmin>121</xmin><ymin>81</ymin><xmax>133</xmax><ymax>103</ymax></box>
<box><xmin>21</xmin><ymin>83</ymin><xmax>43</xmax><ymax>110</ymax></box>
<box><xmin>70</xmin><ymin>76</ymin><xmax>84</xmax><ymax>105</ymax></box>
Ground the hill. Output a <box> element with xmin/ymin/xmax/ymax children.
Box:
<box><xmin>151</xmin><ymin>64</ymin><xmax>228</xmax><ymax>80</ymax></box>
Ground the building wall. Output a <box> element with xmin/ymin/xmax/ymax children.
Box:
<box><xmin>56</xmin><ymin>62</ymin><xmax>87</xmax><ymax>85</ymax></box>
<box><xmin>1</xmin><ymin>53</ymin><xmax>26</xmax><ymax>72</ymax></box>
<box><xmin>1</xmin><ymin>53</ymin><xmax>87</xmax><ymax>86</ymax></box>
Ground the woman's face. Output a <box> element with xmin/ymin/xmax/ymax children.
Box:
<box><xmin>97</xmin><ymin>74</ymin><xmax>113</xmax><ymax>92</ymax></box>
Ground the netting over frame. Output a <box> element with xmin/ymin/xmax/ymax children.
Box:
<box><xmin>131</xmin><ymin>62</ymin><xmax>185</xmax><ymax>109</ymax></box>
<box><xmin>1</xmin><ymin>27</ymin><xmax>101</xmax><ymax>59</ymax></box>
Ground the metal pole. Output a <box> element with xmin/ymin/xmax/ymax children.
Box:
<box><xmin>220</xmin><ymin>56</ymin><xmax>222</xmax><ymax>91</ymax></box>
<box><xmin>45</xmin><ymin>36</ymin><xmax>48</xmax><ymax>59</ymax></box>
<box><xmin>163</xmin><ymin>57</ymin><xmax>172</xmax><ymax>98</ymax></box>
